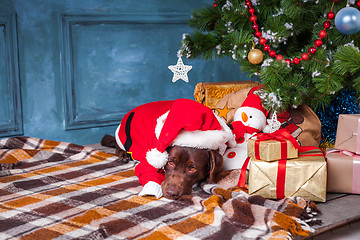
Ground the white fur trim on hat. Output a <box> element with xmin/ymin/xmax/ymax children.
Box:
<box><xmin>155</xmin><ymin>111</ymin><xmax>170</xmax><ymax>139</ymax></box>
<box><xmin>172</xmin><ymin>129</ymin><xmax>233</xmax><ymax>151</ymax></box>
<box><xmin>171</xmin><ymin>113</ymin><xmax>236</xmax><ymax>155</ymax></box>
<box><xmin>146</xmin><ymin>148</ymin><xmax>169</xmax><ymax>169</ymax></box>
<box><xmin>214</xmin><ymin>114</ymin><xmax>236</xmax><ymax>148</ymax></box>
<box><xmin>115</xmin><ymin>124</ymin><xmax>126</xmax><ymax>151</ymax></box>
<box><xmin>139</xmin><ymin>181</ymin><xmax>163</xmax><ymax>198</ymax></box>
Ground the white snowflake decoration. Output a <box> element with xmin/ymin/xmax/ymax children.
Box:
<box><xmin>222</xmin><ymin>0</ymin><xmax>233</xmax><ymax>11</ymax></box>
<box><xmin>312</xmin><ymin>70</ymin><xmax>321</xmax><ymax>78</ymax></box>
<box><xmin>168</xmin><ymin>57</ymin><xmax>192</xmax><ymax>83</ymax></box>
<box><xmin>266</xmin><ymin>112</ymin><xmax>281</xmax><ymax>133</ymax></box>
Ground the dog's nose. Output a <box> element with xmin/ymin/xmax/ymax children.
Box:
<box><xmin>164</xmin><ymin>187</ymin><xmax>181</xmax><ymax>199</ymax></box>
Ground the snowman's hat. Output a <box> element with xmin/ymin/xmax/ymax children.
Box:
<box><xmin>240</xmin><ymin>86</ymin><xmax>267</xmax><ymax>116</ymax></box>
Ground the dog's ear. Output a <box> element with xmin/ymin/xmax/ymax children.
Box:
<box><xmin>208</xmin><ymin>150</ymin><xmax>224</xmax><ymax>182</ymax></box>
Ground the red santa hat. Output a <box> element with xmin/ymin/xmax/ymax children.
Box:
<box><xmin>240</xmin><ymin>86</ymin><xmax>267</xmax><ymax>116</ymax></box>
<box><xmin>146</xmin><ymin>99</ymin><xmax>235</xmax><ymax>169</ymax></box>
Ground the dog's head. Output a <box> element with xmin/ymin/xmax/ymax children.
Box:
<box><xmin>161</xmin><ymin>145</ymin><xmax>223</xmax><ymax>200</ymax></box>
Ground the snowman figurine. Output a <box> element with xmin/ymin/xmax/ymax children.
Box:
<box><xmin>222</xmin><ymin>86</ymin><xmax>268</xmax><ymax>171</ymax></box>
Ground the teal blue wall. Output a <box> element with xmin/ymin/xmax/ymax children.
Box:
<box><xmin>0</xmin><ymin>0</ymin><xmax>254</xmax><ymax>145</ymax></box>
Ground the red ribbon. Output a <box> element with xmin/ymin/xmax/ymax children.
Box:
<box><xmin>275</xmin><ymin>146</ymin><xmax>324</xmax><ymax>199</ymax></box>
<box><xmin>238</xmin><ymin>157</ymin><xmax>250</xmax><ymax>188</ymax></box>
<box><xmin>299</xmin><ymin>146</ymin><xmax>325</xmax><ymax>156</ymax></box>
<box><xmin>276</xmin><ymin>159</ymin><xmax>287</xmax><ymax>199</ymax></box>
<box><xmin>253</xmin><ymin>129</ymin><xmax>299</xmax><ymax>160</ymax></box>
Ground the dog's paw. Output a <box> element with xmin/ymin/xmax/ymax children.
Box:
<box><xmin>118</xmin><ymin>151</ymin><xmax>132</xmax><ymax>163</ymax></box>
<box><xmin>115</xmin><ymin>148</ymin><xmax>132</xmax><ymax>163</ymax></box>
<box><xmin>139</xmin><ymin>181</ymin><xmax>163</xmax><ymax>198</ymax></box>
<box><xmin>214</xmin><ymin>169</ymin><xmax>242</xmax><ymax>189</ymax></box>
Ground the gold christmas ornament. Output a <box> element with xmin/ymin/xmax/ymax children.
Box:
<box><xmin>248</xmin><ymin>48</ymin><xmax>263</xmax><ymax>64</ymax></box>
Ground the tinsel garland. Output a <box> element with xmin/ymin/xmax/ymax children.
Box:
<box><xmin>316</xmin><ymin>89</ymin><xmax>360</xmax><ymax>147</ymax></box>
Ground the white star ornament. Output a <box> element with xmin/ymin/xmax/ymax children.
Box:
<box><xmin>168</xmin><ymin>57</ymin><xmax>192</xmax><ymax>83</ymax></box>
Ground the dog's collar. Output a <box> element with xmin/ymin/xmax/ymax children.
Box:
<box><xmin>157</xmin><ymin>168</ymin><xmax>165</xmax><ymax>174</ymax></box>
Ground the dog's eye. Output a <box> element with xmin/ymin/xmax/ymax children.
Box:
<box><xmin>167</xmin><ymin>158</ymin><xmax>176</xmax><ymax>167</ymax></box>
<box><xmin>188</xmin><ymin>165</ymin><xmax>197</xmax><ymax>173</ymax></box>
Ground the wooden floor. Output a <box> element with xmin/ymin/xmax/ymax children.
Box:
<box><xmin>87</xmin><ymin>143</ymin><xmax>360</xmax><ymax>239</ymax></box>
<box><xmin>307</xmin><ymin>193</ymin><xmax>360</xmax><ymax>239</ymax></box>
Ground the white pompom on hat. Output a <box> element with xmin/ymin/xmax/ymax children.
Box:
<box><xmin>146</xmin><ymin>99</ymin><xmax>235</xmax><ymax>169</ymax></box>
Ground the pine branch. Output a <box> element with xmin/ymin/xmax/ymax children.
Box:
<box><xmin>181</xmin><ymin>0</ymin><xmax>360</xmax><ymax>111</ymax></box>
<box><xmin>188</xmin><ymin>6</ymin><xmax>221</xmax><ymax>31</ymax></box>
<box><xmin>181</xmin><ymin>32</ymin><xmax>219</xmax><ymax>59</ymax></box>
<box><xmin>333</xmin><ymin>45</ymin><xmax>360</xmax><ymax>76</ymax></box>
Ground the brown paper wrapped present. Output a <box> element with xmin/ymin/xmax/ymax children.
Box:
<box><xmin>335</xmin><ymin>114</ymin><xmax>360</xmax><ymax>154</ymax></box>
<box><xmin>247</xmin><ymin>135</ymin><xmax>298</xmax><ymax>162</ymax></box>
<box><xmin>248</xmin><ymin>148</ymin><xmax>326</xmax><ymax>202</ymax></box>
<box><xmin>326</xmin><ymin>149</ymin><xmax>360</xmax><ymax>194</ymax></box>
<box><xmin>194</xmin><ymin>81</ymin><xmax>260</xmax><ymax>109</ymax></box>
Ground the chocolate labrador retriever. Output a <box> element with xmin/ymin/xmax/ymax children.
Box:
<box><xmin>101</xmin><ymin>99</ymin><xmax>235</xmax><ymax>200</ymax></box>
<box><xmin>101</xmin><ymin>135</ymin><xmax>224</xmax><ymax>199</ymax></box>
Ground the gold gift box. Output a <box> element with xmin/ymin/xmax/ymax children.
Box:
<box><xmin>248</xmin><ymin>149</ymin><xmax>327</xmax><ymax>202</ymax></box>
<box><xmin>247</xmin><ymin>138</ymin><xmax>298</xmax><ymax>162</ymax></box>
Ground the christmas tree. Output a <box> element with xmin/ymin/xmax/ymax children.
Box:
<box><xmin>179</xmin><ymin>0</ymin><xmax>360</xmax><ymax>113</ymax></box>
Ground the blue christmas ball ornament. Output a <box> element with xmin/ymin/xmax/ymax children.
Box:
<box><xmin>335</xmin><ymin>7</ymin><xmax>360</xmax><ymax>35</ymax></box>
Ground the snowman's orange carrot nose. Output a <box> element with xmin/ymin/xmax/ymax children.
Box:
<box><xmin>241</xmin><ymin>112</ymin><xmax>248</xmax><ymax>122</ymax></box>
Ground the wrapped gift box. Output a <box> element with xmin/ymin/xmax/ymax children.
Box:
<box><xmin>326</xmin><ymin>150</ymin><xmax>360</xmax><ymax>194</ymax></box>
<box><xmin>193</xmin><ymin>81</ymin><xmax>260</xmax><ymax>109</ymax></box>
<box><xmin>248</xmin><ymin>148</ymin><xmax>326</xmax><ymax>202</ymax></box>
<box><xmin>247</xmin><ymin>138</ymin><xmax>298</xmax><ymax>162</ymax></box>
<box><xmin>335</xmin><ymin>114</ymin><xmax>360</xmax><ymax>154</ymax></box>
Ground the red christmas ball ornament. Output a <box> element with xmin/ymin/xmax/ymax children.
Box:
<box><xmin>269</xmin><ymin>50</ymin><xmax>276</xmax><ymax>57</ymax></box>
<box><xmin>276</xmin><ymin>54</ymin><xmax>284</xmax><ymax>61</ymax></box>
<box><xmin>323</xmin><ymin>21</ymin><xmax>331</xmax><ymax>29</ymax></box>
<box><xmin>319</xmin><ymin>30</ymin><xmax>327</xmax><ymax>38</ymax></box>
<box><xmin>309</xmin><ymin>47</ymin><xmax>317</xmax><ymax>54</ymax></box>
<box><xmin>248</xmin><ymin>8</ymin><xmax>255</xmax><ymax>14</ymax></box>
<box><xmin>301</xmin><ymin>53</ymin><xmax>309</xmax><ymax>61</ymax></box>
<box><xmin>250</xmin><ymin>15</ymin><xmax>257</xmax><ymax>23</ymax></box>
<box><xmin>292</xmin><ymin>57</ymin><xmax>300</xmax><ymax>65</ymax></box>
<box><xmin>259</xmin><ymin>38</ymin><xmax>267</xmax><ymax>45</ymax></box>
<box><xmin>315</xmin><ymin>39</ymin><xmax>323</xmax><ymax>47</ymax></box>
<box><xmin>252</xmin><ymin>23</ymin><xmax>259</xmax><ymax>30</ymax></box>
<box><xmin>284</xmin><ymin>59</ymin><xmax>291</xmax><ymax>65</ymax></box>
<box><xmin>213</xmin><ymin>3</ymin><xmax>218</xmax><ymax>7</ymax></box>
<box><xmin>327</xmin><ymin>11</ymin><xmax>335</xmax><ymax>20</ymax></box>
<box><xmin>263</xmin><ymin>44</ymin><xmax>270</xmax><ymax>52</ymax></box>
<box><xmin>356</xmin><ymin>0</ymin><xmax>360</xmax><ymax>9</ymax></box>
<box><xmin>255</xmin><ymin>30</ymin><xmax>262</xmax><ymax>38</ymax></box>
<box><xmin>246</xmin><ymin>1</ymin><xmax>252</xmax><ymax>7</ymax></box>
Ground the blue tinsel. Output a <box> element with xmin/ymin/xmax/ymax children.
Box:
<box><xmin>316</xmin><ymin>89</ymin><xmax>360</xmax><ymax>144</ymax></box>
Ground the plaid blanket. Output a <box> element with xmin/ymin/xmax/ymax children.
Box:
<box><xmin>0</xmin><ymin>137</ymin><xmax>321</xmax><ymax>240</ymax></box>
